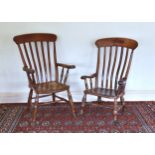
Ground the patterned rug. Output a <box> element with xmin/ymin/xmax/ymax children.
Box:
<box><xmin>0</xmin><ymin>102</ymin><xmax>155</xmax><ymax>133</ymax></box>
<box><xmin>0</xmin><ymin>104</ymin><xmax>24</xmax><ymax>132</ymax></box>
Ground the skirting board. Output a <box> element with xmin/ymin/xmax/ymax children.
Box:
<box><xmin>0</xmin><ymin>90</ymin><xmax>155</xmax><ymax>103</ymax></box>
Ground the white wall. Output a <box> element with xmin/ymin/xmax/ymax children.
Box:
<box><xmin>0</xmin><ymin>22</ymin><xmax>155</xmax><ymax>102</ymax></box>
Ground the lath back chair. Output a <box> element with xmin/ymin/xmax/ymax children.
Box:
<box><xmin>13</xmin><ymin>33</ymin><xmax>76</xmax><ymax>121</ymax></box>
<box><xmin>80</xmin><ymin>37</ymin><xmax>138</xmax><ymax>121</ymax></box>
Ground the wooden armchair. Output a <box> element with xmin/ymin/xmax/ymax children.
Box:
<box><xmin>13</xmin><ymin>33</ymin><xmax>76</xmax><ymax>121</ymax></box>
<box><xmin>80</xmin><ymin>38</ymin><xmax>138</xmax><ymax>122</ymax></box>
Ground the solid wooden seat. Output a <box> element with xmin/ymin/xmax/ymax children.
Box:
<box><xmin>81</xmin><ymin>37</ymin><xmax>138</xmax><ymax>121</ymax></box>
<box><xmin>13</xmin><ymin>33</ymin><xmax>76</xmax><ymax>121</ymax></box>
<box><xmin>35</xmin><ymin>81</ymin><xmax>69</xmax><ymax>94</ymax></box>
<box><xmin>85</xmin><ymin>88</ymin><xmax>117</xmax><ymax>98</ymax></box>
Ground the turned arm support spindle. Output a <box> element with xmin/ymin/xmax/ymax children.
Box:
<box><xmin>81</xmin><ymin>73</ymin><xmax>97</xmax><ymax>90</ymax></box>
<box><xmin>57</xmin><ymin>63</ymin><xmax>76</xmax><ymax>84</ymax></box>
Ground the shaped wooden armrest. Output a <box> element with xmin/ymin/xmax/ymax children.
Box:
<box><xmin>23</xmin><ymin>66</ymin><xmax>35</xmax><ymax>74</ymax></box>
<box><xmin>23</xmin><ymin>66</ymin><xmax>35</xmax><ymax>87</ymax></box>
<box><xmin>81</xmin><ymin>73</ymin><xmax>97</xmax><ymax>80</ymax></box>
<box><xmin>57</xmin><ymin>63</ymin><xmax>75</xmax><ymax>84</ymax></box>
<box><xmin>81</xmin><ymin>73</ymin><xmax>97</xmax><ymax>90</ymax></box>
<box><xmin>57</xmin><ymin>63</ymin><xmax>76</xmax><ymax>69</ymax></box>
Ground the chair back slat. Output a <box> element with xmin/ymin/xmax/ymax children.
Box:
<box><xmin>28</xmin><ymin>42</ymin><xmax>39</xmax><ymax>83</ymax></box>
<box><xmin>110</xmin><ymin>46</ymin><xmax>118</xmax><ymax>89</ymax></box>
<box><xmin>54</xmin><ymin>42</ymin><xmax>58</xmax><ymax>82</ymax></box>
<box><xmin>41</xmin><ymin>41</ymin><xmax>48</xmax><ymax>82</ymax></box>
<box><xmin>120</xmin><ymin>48</ymin><xmax>129</xmax><ymax>79</ymax></box>
<box><xmin>105</xmin><ymin>46</ymin><xmax>112</xmax><ymax>89</ymax></box>
<box><xmin>34</xmin><ymin>42</ymin><xmax>43</xmax><ymax>82</ymax></box>
<box><xmin>17</xmin><ymin>44</ymin><xmax>27</xmax><ymax>66</ymax></box>
<box><xmin>47</xmin><ymin>41</ymin><xmax>52</xmax><ymax>81</ymax></box>
<box><xmin>95</xmin><ymin>37</ymin><xmax>138</xmax><ymax>90</ymax></box>
<box><xmin>101</xmin><ymin>47</ymin><xmax>106</xmax><ymax>88</ymax></box>
<box><xmin>114</xmin><ymin>47</ymin><xmax>124</xmax><ymax>89</ymax></box>
<box><xmin>14</xmin><ymin>33</ymin><xmax>58</xmax><ymax>84</ymax></box>
<box><xmin>23</xmin><ymin>43</ymin><xmax>32</xmax><ymax>68</ymax></box>
<box><xmin>95</xmin><ymin>48</ymin><xmax>100</xmax><ymax>87</ymax></box>
<box><xmin>125</xmin><ymin>50</ymin><xmax>134</xmax><ymax>78</ymax></box>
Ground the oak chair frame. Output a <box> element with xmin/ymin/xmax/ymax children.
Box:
<box><xmin>14</xmin><ymin>33</ymin><xmax>76</xmax><ymax>121</ymax></box>
<box><xmin>80</xmin><ymin>37</ymin><xmax>138</xmax><ymax>121</ymax></box>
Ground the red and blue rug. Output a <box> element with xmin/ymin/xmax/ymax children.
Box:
<box><xmin>0</xmin><ymin>102</ymin><xmax>155</xmax><ymax>133</ymax></box>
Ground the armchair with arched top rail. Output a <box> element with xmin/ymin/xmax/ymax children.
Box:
<box><xmin>13</xmin><ymin>33</ymin><xmax>76</xmax><ymax>122</ymax></box>
<box><xmin>80</xmin><ymin>37</ymin><xmax>138</xmax><ymax>122</ymax></box>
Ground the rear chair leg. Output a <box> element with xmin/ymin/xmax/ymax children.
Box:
<box><xmin>97</xmin><ymin>96</ymin><xmax>102</xmax><ymax>103</ymax></box>
<box><xmin>27</xmin><ymin>89</ymin><xmax>33</xmax><ymax>112</ymax></box>
<box><xmin>80</xmin><ymin>94</ymin><xmax>87</xmax><ymax>115</ymax></box>
<box><xmin>32</xmin><ymin>94</ymin><xmax>39</xmax><ymax>122</ymax></box>
<box><xmin>52</xmin><ymin>93</ymin><xmax>56</xmax><ymax>105</ymax></box>
<box><xmin>67</xmin><ymin>89</ymin><xmax>76</xmax><ymax>118</ymax></box>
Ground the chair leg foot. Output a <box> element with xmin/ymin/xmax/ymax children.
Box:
<box><xmin>32</xmin><ymin>106</ymin><xmax>37</xmax><ymax>122</ymax></box>
<box><xmin>120</xmin><ymin>96</ymin><xmax>125</xmax><ymax>114</ymax></box>
<box><xmin>121</xmin><ymin>105</ymin><xmax>125</xmax><ymax>113</ymax></box>
<box><xmin>52</xmin><ymin>93</ymin><xmax>56</xmax><ymax>105</ymax></box>
<box><xmin>97</xmin><ymin>96</ymin><xmax>102</xmax><ymax>103</ymax></box>
<box><xmin>72</xmin><ymin>112</ymin><xmax>76</xmax><ymax>118</ymax></box>
<box><xmin>67</xmin><ymin>89</ymin><xmax>76</xmax><ymax>118</ymax></box>
<box><xmin>114</xmin><ymin>112</ymin><xmax>117</xmax><ymax>121</ymax></box>
<box><xmin>26</xmin><ymin>89</ymin><xmax>33</xmax><ymax>112</ymax></box>
<box><xmin>32</xmin><ymin>116</ymin><xmax>36</xmax><ymax>122</ymax></box>
<box><xmin>80</xmin><ymin>109</ymin><xmax>84</xmax><ymax>115</ymax></box>
<box><xmin>113</xmin><ymin>112</ymin><xmax>119</xmax><ymax>125</ymax></box>
<box><xmin>32</xmin><ymin>95</ymin><xmax>39</xmax><ymax>122</ymax></box>
<box><xmin>113</xmin><ymin>120</ymin><xmax>119</xmax><ymax>125</ymax></box>
<box><xmin>113</xmin><ymin>98</ymin><xmax>118</xmax><ymax>122</ymax></box>
<box><xmin>71</xmin><ymin>108</ymin><xmax>76</xmax><ymax>118</ymax></box>
<box><xmin>80</xmin><ymin>94</ymin><xmax>87</xmax><ymax>115</ymax></box>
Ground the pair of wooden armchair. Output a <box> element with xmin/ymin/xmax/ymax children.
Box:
<box><xmin>13</xmin><ymin>33</ymin><xmax>138</xmax><ymax>122</ymax></box>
